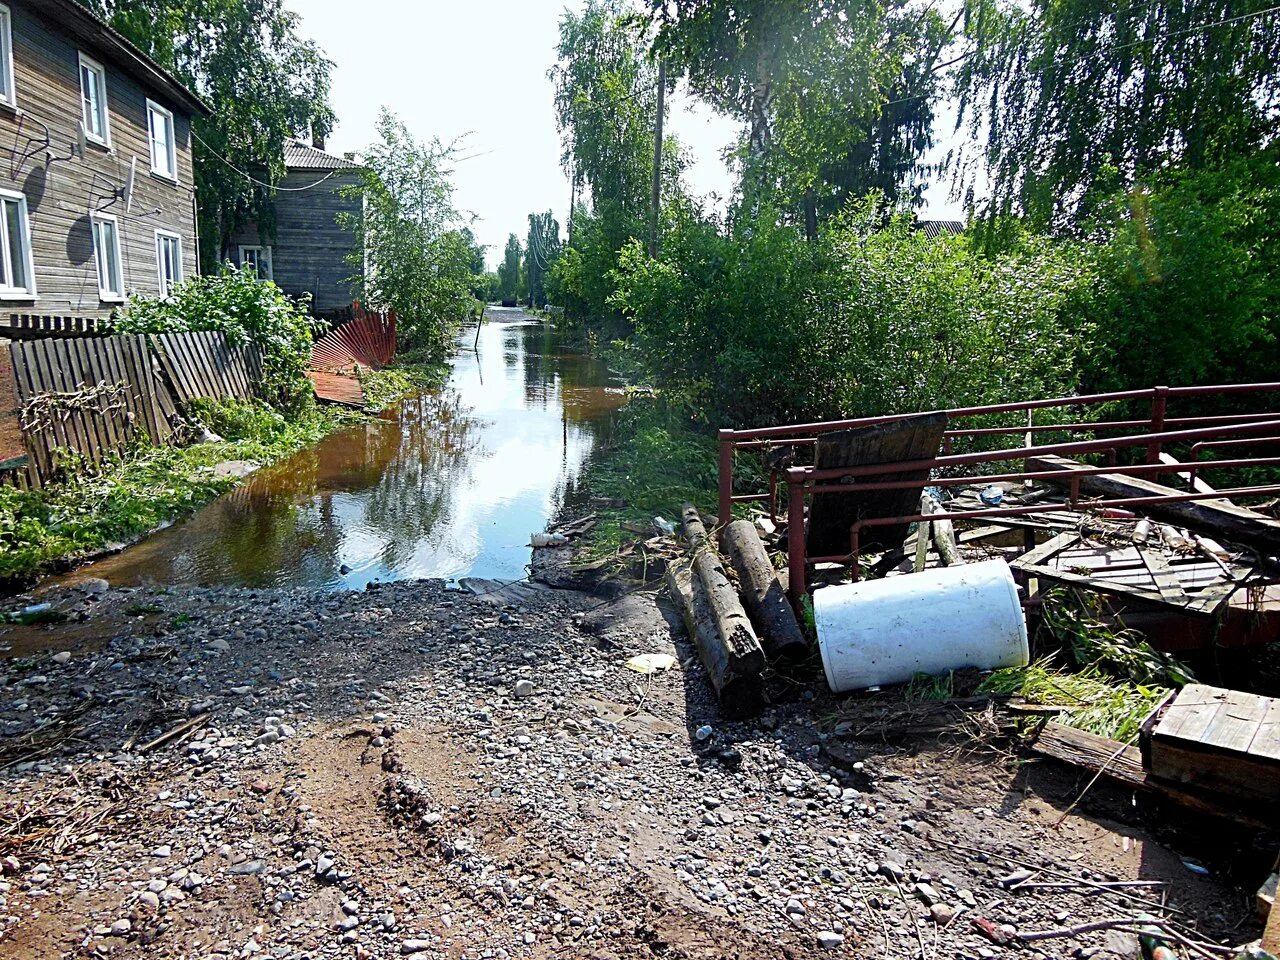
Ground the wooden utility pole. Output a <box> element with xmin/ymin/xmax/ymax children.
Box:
<box><xmin>649</xmin><ymin>59</ymin><xmax>666</xmax><ymax>258</ymax></box>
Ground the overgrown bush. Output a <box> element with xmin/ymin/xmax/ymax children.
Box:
<box><xmin>113</xmin><ymin>266</ymin><xmax>315</xmax><ymax>413</ymax></box>
<box><xmin>609</xmin><ymin>196</ymin><xmax>1094</xmax><ymax>427</ymax></box>
<box><xmin>1082</xmin><ymin>148</ymin><xmax>1280</xmax><ymax>393</ymax></box>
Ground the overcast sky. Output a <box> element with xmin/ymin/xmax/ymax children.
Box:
<box><xmin>286</xmin><ymin>0</ymin><xmax>964</xmax><ymax>271</ymax></box>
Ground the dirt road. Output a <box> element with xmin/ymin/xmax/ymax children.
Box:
<box><xmin>0</xmin><ymin>578</ymin><xmax>1263</xmax><ymax>958</ymax></box>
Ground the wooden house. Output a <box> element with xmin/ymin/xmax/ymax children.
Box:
<box><xmin>0</xmin><ymin>0</ymin><xmax>208</xmax><ymax>320</ymax></box>
<box><xmin>228</xmin><ymin>136</ymin><xmax>364</xmax><ymax>318</ymax></box>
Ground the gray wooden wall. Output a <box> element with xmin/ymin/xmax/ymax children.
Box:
<box><xmin>0</xmin><ymin>1</ymin><xmax>199</xmax><ymax>317</ymax></box>
<box><xmin>229</xmin><ymin>168</ymin><xmax>363</xmax><ymax>316</ymax></box>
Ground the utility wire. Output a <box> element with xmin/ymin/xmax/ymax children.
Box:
<box><xmin>191</xmin><ymin>127</ymin><xmax>344</xmax><ymax>192</ymax></box>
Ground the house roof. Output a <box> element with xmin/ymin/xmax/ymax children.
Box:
<box><xmin>45</xmin><ymin>0</ymin><xmax>211</xmax><ymax>117</ymax></box>
<box><xmin>915</xmin><ymin>220</ymin><xmax>965</xmax><ymax>238</ymax></box>
<box><xmin>284</xmin><ymin>141</ymin><xmax>361</xmax><ymax>171</ymax></box>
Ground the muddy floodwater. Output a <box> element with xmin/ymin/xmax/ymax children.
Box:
<box><xmin>71</xmin><ymin>309</ymin><xmax>626</xmax><ymax>590</ymax></box>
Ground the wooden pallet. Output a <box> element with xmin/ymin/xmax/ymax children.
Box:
<box><xmin>1011</xmin><ymin>530</ymin><xmax>1251</xmax><ymax>616</ymax></box>
<box><xmin>1142</xmin><ymin>683</ymin><xmax>1280</xmax><ymax>806</ymax></box>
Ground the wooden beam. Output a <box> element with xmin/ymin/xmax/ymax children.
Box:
<box><xmin>1029</xmin><ymin>454</ymin><xmax>1280</xmax><ymax>554</ymax></box>
<box><xmin>1158</xmin><ymin>451</ymin><xmax>1218</xmax><ymax>496</ymax></box>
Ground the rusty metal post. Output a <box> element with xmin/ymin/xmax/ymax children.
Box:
<box><xmin>786</xmin><ymin>470</ymin><xmax>807</xmax><ymax>609</ymax></box>
<box><xmin>717</xmin><ymin>430</ymin><xmax>735</xmax><ymax>524</ymax></box>
<box><xmin>1147</xmin><ymin>386</ymin><xmax>1169</xmax><ymax>465</ymax></box>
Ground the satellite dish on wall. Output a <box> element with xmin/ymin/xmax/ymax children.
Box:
<box><xmin>76</xmin><ymin>121</ymin><xmax>87</xmax><ymax>159</ymax></box>
<box><xmin>123</xmin><ymin>157</ymin><xmax>136</xmax><ymax>213</ymax></box>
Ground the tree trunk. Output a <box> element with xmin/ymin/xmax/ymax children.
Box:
<box><xmin>719</xmin><ymin>520</ymin><xmax>809</xmax><ymax>662</ymax></box>
<box><xmin>667</xmin><ymin>559</ymin><xmax>763</xmax><ymax>716</ymax></box>
<box><xmin>674</xmin><ymin>504</ymin><xmax>765</xmax><ymax>713</ymax></box>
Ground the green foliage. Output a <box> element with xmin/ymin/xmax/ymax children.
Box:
<box><xmin>343</xmin><ymin>110</ymin><xmax>478</xmax><ymax>357</ymax></box>
<box><xmin>497</xmin><ymin>234</ymin><xmax>526</xmax><ymax>302</ymax></box>
<box><xmin>94</xmin><ymin>0</ymin><xmax>334</xmax><ymax>270</ymax></box>
<box><xmin>358</xmin><ymin>363</ymin><xmax>449</xmax><ymax>413</ymax></box>
<box><xmin>954</xmin><ymin>0</ymin><xmax>1280</xmax><ymax>228</ymax></box>
<box><xmin>978</xmin><ymin>663</ymin><xmax>1168</xmax><ymax>742</ymax></box>
<box><xmin>609</xmin><ymin>195</ymin><xmax>1092</xmax><ymax>427</ymax></box>
<box><xmin>1040</xmin><ymin>589</ymin><xmax>1194</xmax><ymax>688</ymax></box>
<box><xmin>112</xmin><ymin>267</ymin><xmax>314</xmax><ymax>413</ymax></box>
<box><xmin>0</xmin><ymin>400</ymin><xmax>336</xmax><ymax>585</ymax></box>
<box><xmin>1081</xmin><ymin>150</ymin><xmax>1280</xmax><ymax>392</ymax></box>
<box><xmin>646</xmin><ymin>0</ymin><xmax>956</xmax><ymax>224</ymax></box>
<box><xmin>525</xmin><ymin>211</ymin><xmax>563</xmax><ymax>308</ymax></box>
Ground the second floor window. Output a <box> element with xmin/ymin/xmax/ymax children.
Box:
<box><xmin>148</xmin><ymin>100</ymin><xmax>176</xmax><ymax>180</ymax></box>
<box><xmin>79</xmin><ymin>53</ymin><xmax>109</xmax><ymax>146</ymax></box>
<box><xmin>0</xmin><ymin>190</ymin><xmax>34</xmax><ymax>297</ymax></box>
<box><xmin>0</xmin><ymin>4</ymin><xmax>15</xmax><ymax>108</ymax></box>
<box><xmin>92</xmin><ymin>214</ymin><xmax>123</xmax><ymax>301</ymax></box>
<box><xmin>155</xmin><ymin>231</ymin><xmax>182</xmax><ymax>299</ymax></box>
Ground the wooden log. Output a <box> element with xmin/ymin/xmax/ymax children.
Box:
<box><xmin>1029</xmin><ymin>453</ymin><xmax>1280</xmax><ymax>554</ymax></box>
<box><xmin>666</xmin><ymin>559</ymin><xmax>763</xmax><ymax>716</ymax></box>
<box><xmin>719</xmin><ymin>519</ymin><xmax>809</xmax><ymax>662</ymax></box>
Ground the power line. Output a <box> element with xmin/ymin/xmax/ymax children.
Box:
<box><xmin>191</xmin><ymin>127</ymin><xmax>343</xmax><ymax>192</ymax></box>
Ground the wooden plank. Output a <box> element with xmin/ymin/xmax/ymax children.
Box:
<box><xmin>1158</xmin><ymin>451</ymin><xmax>1219</xmax><ymax>496</ymax></box>
<box><xmin>0</xmin><ymin>345</ymin><xmax>28</xmax><ymax>469</ymax></box>
<box><xmin>10</xmin><ymin>343</ymin><xmax>45</xmax><ymax>484</ymax></box>
<box><xmin>807</xmin><ymin>412</ymin><xmax>949</xmax><ymax>556</ymax></box>
<box><xmin>1029</xmin><ymin>453</ymin><xmax>1280</xmax><ymax>554</ymax></box>
<box><xmin>1249</xmin><ymin>697</ymin><xmax>1280</xmax><ymax>763</ymax></box>
<box><xmin>1155</xmin><ymin>684</ymin><xmax>1227</xmax><ymax>743</ymax></box>
<box><xmin>1198</xmin><ymin>688</ymin><xmax>1269</xmax><ymax>754</ymax></box>
<box><xmin>1138</xmin><ymin>547</ymin><xmax>1188</xmax><ymax>604</ymax></box>
<box><xmin>71</xmin><ymin>336</ymin><xmax>111</xmax><ymax>461</ymax></box>
<box><xmin>1015</xmin><ymin>530</ymin><xmax>1079</xmax><ymax>567</ymax></box>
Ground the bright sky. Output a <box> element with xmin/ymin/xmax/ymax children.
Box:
<box><xmin>286</xmin><ymin>0</ymin><xmax>964</xmax><ymax>271</ymax></box>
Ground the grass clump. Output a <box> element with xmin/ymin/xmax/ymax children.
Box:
<box><xmin>359</xmin><ymin>362</ymin><xmax>448</xmax><ymax>412</ymax></box>
<box><xmin>0</xmin><ymin>398</ymin><xmax>340</xmax><ymax>586</ymax></box>
<box><xmin>978</xmin><ymin>662</ymin><xmax>1168</xmax><ymax>742</ymax></box>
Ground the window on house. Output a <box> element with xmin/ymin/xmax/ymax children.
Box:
<box><xmin>155</xmin><ymin>231</ymin><xmax>182</xmax><ymax>298</ymax></box>
<box><xmin>147</xmin><ymin>100</ymin><xmax>176</xmax><ymax>180</ymax></box>
<box><xmin>0</xmin><ymin>5</ymin><xmax>15</xmax><ymax>108</ymax></box>
<box><xmin>0</xmin><ymin>190</ymin><xmax>34</xmax><ymax>297</ymax></box>
<box><xmin>238</xmin><ymin>245</ymin><xmax>272</xmax><ymax>281</ymax></box>
<box><xmin>79</xmin><ymin>52</ymin><xmax>109</xmax><ymax>145</ymax></box>
<box><xmin>92</xmin><ymin>214</ymin><xmax>123</xmax><ymax>300</ymax></box>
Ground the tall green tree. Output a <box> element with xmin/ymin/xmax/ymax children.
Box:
<box><xmin>954</xmin><ymin>0</ymin><xmax>1280</xmax><ymax>229</ymax></box>
<box><xmin>342</xmin><ymin>110</ymin><xmax>475</xmax><ymax>355</ymax></box>
<box><xmin>524</xmin><ymin>211</ymin><xmax>562</xmax><ymax>308</ymax></box>
<box><xmin>92</xmin><ymin>0</ymin><xmax>334</xmax><ymax>271</ymax></box>
<box><xmin>497</xmin><ymin>234</ymin><xmax>525</xmax><ymax>302</ymax></box>
<box><xmin>644</xmin><ymin>0</ymin><xmax>958</xmax><ymax>231</ymax></box>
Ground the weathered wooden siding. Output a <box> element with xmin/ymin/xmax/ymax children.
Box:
<box><xmin>229</xmin><ymin>168</ymin><xmax>362</xmax><ymax>316</ymax></box>
<box><xmin>0</xmin><ymin>1</ymin><xmax>198</xmax><ymax>318</ymax></box>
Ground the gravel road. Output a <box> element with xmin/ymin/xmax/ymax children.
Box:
<box><xmin>0</xmin><ymin>576</ymin><xmax>1262</xmax><ymax>959</ymax></box>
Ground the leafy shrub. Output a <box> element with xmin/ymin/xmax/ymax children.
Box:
<box><xmin>1082</xmin><ymin>148</ymin><xmax>1280</xmax><ymax>392</ymax></box>
<box><xmin>609</xmin><ymin>195</ymin><xmax>1094</xmax><ymax>428</ymax></box>
<box><xmin>112</xmin><ymin>266</ymin><xmax>315</xmax><ymax>413</ymax></box>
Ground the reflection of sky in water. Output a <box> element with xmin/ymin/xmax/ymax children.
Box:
<box><xmin>71</xmin><ymin>312</ymin><xmax>626</xmax><ymax>590</ymax></box>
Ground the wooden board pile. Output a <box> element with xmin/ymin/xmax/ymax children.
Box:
<box><xmin>665</xmin><ymin>504</ymin><xmax>808</xmax><ymax>715</ymax></box>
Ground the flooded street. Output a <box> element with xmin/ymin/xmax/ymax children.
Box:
<box><xmin>72</xmin><ymin>308</ymin><xmax>625</xmax><ymax>590</ymax></box>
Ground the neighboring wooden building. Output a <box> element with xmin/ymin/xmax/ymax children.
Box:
<box><xmin>228</xmin><ymin>138</ymin><xmax>363</xmax><ymax>317</ymax></box>
<box><xmin>0</xmin><ymin>0</ymin><xmax>208</xmax><ymax>319</ymax></box>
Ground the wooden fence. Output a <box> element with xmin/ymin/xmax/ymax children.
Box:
<box><xmin>1</xmin><ymin>331</ymin><xmax>262</xmax><ymax>486</ymax></box>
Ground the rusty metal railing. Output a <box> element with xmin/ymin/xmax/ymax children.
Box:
<box><xmin>715</xmin><ymin>383</ymin><xmax>1280</xmax><ymax>607</ymax></box>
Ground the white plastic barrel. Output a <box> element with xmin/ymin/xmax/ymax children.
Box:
<box><xmin>814</xmin><ymin>559</ymin><xmax>1028</xmax><ymax>693</ymax></box>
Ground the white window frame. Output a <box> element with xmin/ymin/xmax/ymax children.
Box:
<box><xmin>146</xmin><ymin>98</ymin><xmax>177</xmax><ymax>181</ymax></box>
<box><xmin>0</xmin><ymin>187</ymin><xmax>35</xmax><ymax>299</ymax></box>
<box><xmin>154</xmin><ymin>229</ymin><xmax>182</xmax><ymax>299</ymax></box>
<box><xmin>91</xmin><ymin>212</ymin><xmax>123</xmax><ymax>301</ymax></box>
<box><xmin>238</xmin><ymin>244</ymin><xmax>273</xmax><ymax>281</ymax></box>
<box><xmin>0</xmin><ymin>5</ymin><xmax>16</xmax><ymax>109</ymax></box>
<box><xmin>78</xmin><ymin>51</ymin><xmax>110</xmax><ymax>148</ymax></box>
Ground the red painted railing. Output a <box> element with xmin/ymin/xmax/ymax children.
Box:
<box><xmin>715</xmin><ymin>383</ymin><xmax>1280</xmax><ymax>606</ymax></box>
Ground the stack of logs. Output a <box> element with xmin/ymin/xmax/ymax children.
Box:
<box><xmin>666</xmin><ymin>504</ymin><xmax>808</xmax><ymax>715</ymax></box>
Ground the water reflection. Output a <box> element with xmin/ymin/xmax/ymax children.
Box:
<box><xmin>75</xmin><ymin>310</ymin><xmax>626</xmax><ymax>589</ymax></box>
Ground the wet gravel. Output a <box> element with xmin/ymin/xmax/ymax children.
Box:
<box><xmin>0</xmin><ymin>577</ymin><xmax>1259</xmax><ymax>959</ymax></box>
